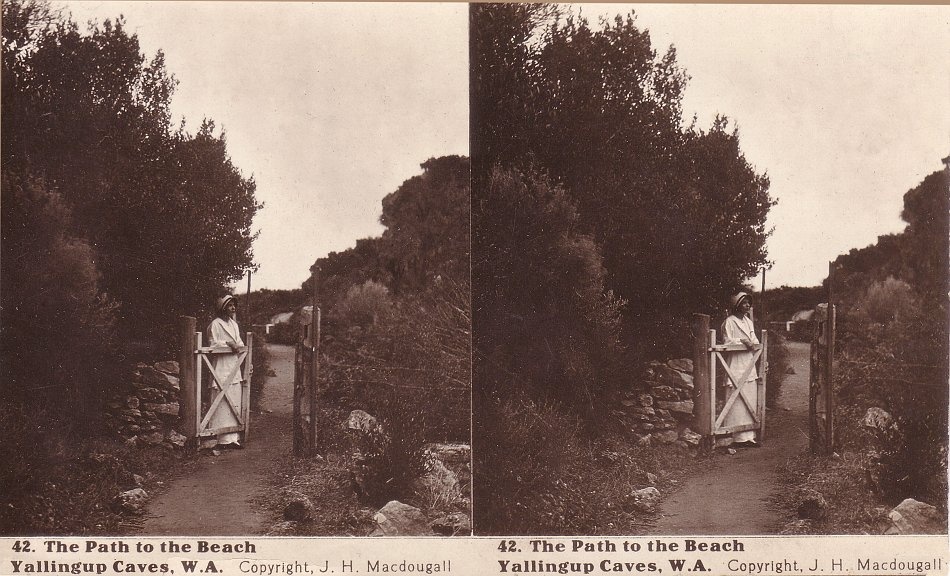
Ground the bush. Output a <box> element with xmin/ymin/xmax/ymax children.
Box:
<box><xmin>351</xmin><ymin>391</ymin><xmax>429</xmax><ymax>506</ymax></box>
<box><xmin>0</xmin><ymin>401</ymin><xmax>191</xmax><ymax>534</ymax></box>
<box><xmin>0</xmin><ymin>171</ymin><xmax>118</xmax><ymax>425</ymax></box>
<box><xmin>333</xmin><ymin>281</ymin><xmax>391</xmax><ymax>327</ymax></box>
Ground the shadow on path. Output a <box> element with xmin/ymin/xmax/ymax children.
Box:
<box><xmin>651</xmin><ymin>341</ymin><xmax>811</xmax><ymax>534</ymax></box>
<box><xmin>138</xmin><ymin>344</ymin><xmax>294</xmax><ymax>535</ymax></box>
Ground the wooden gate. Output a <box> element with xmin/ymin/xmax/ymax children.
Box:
<box><xmin>809</xmin><ymin>303</ymin><xmax>835</xmax><ymax>454</ymax></box>
<box><xmin>293</xmin><ymin>306</ymin><xmax>321</xmax><ymax>456</ymax></box>
<box><xmin>692</xmin><ymin>314</ymin><xmax>768</xmax><ymax>444</ymax></box>
<box><xmin>179</xmin><ymin>316</ymin><xmax>253</xmax><ymax>448</ymax></box>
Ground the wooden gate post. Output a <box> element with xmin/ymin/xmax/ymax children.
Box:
<box><xmin>179</xmin><ymin>316</ymin><xmax>198</xmax><ymax>441</ymax></box>
<box><xmin>692</xmin><ymin>314</ymin><xmax>712</xmax><ymax>445</ymax></box>
<box><xmin>825</xmin><ymin>304</ymin><xmax>836</xmax><ymax>454</ymax></box>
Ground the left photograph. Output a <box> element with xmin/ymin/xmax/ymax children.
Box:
<box><xmin>1</xmin><ymin>1</ymin><xmax>471</xmax><ymax>536</ymax></box>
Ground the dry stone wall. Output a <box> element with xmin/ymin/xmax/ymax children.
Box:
<box><xmin>103</xmin><ymin>361</ymin><xmax>187</xmax><ymax>448</ymax></box>
<box><xmin>615</xmin><ymin>358</ymin><xmax>700</xmax><ymax>447</ymax></box>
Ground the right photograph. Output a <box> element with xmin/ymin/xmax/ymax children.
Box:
<box><xmin>471</xmin><ymin>4</ymin><xmax>949</xmax><ymax>536</ymax></box>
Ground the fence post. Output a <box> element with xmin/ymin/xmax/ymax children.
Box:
<box><xmin>825</xmin><ymin>304</ymin><xmax>836</xmax><ymax>454</ymax></box>
<box><xmin>692</xmin><ymin>314</ymin><xmax>711</xmax><ymax>444</ymax></box>
<box><xmin>758</xmin><ymin>331</ymin><xmax>768</xmax><ymax>442</ymax></box>
<box><xmin>179</xmin><ymin>316</ymin><xmax>197</xmax><ymax>441</ymax></box>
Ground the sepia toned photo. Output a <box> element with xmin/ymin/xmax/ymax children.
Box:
<box><xmin>1</xmin><ymin>0</ymin><xmax>948</xmax><ymax>571</ymax></box>
<box><xmin>1</xmin><ymin>0</ymin><xmax>471</xmax><ymax>537</ymax></box>
<box><xmin>471</xmin><ymin>3</ymin><xmax>948</xmax><ymax>537</ymax></box>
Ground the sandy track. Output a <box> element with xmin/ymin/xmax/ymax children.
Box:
<box><xmin>651</xmin><ymin>341</ymin><xmax>811</xmax><ymax>534</ymax></box>
<box><xmin>138</xmin><ymin>344</ymin><xmax>295</xmax><ymax>535</ymax></box>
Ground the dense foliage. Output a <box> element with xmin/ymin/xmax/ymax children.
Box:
<box><xmin>473</xmin><ymin>5</ymin><xmax>774</xmax><ymax>360</ymax></box>
<box><xmin>2</xmin><ymin>0</ymin><xmax>260</xmax><ymax>357</ymax></box>
<box><xmin>831</xmin><ymin>168</ymin><xmax>948</xmax><ymax>509</ymax></box>
<box><xmin>2</xmin><ymin>1</ymin><xmax>259</xmax><ymax>420</ymax></box>
<box><xmin>472</xmin><ymin>5</ymin><xmax>776</xmax><ymax>533</ymax></box>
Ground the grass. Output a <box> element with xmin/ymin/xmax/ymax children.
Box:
<box><xmin>771</xmin><ymin>450</ymin><xmax>894</xmax><ymax>534</ymax></box>
<box><xmin>0</xmin><ymin>403</ymin><xmax>201</xmax><ymax>535</ymax></box>
<box><xmin>258</xmin><ymin>452</ymin><xmax>377</xmax><ymax>536</ymax></box>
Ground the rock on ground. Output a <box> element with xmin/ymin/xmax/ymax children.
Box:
<box><xmin>431</xmin><ymin>512</ymin><xmax>472</xmax><ymax>536</ymax></box>
<box><xmin>796</xmin><ymin>490</ymin><xmax>828</xmax><ymax>520</ymax></box>
<box><xmin>283</xmin><ymin>492</ymin><xmax>315</xmax><ymax>522</ymax></box>
<box><xmin>346</xmin><ymin>410</ymin><xmax>380</xmax><ymax>433</ymax></box>
<box><xmin>886</xmin><ymin>499</ymin><xmax>944</xmax><ymax>534</ymax></box>
<box><xmin>370</xmin><ymin>501</ymin><xmax>429</xmax><ymax>536</ymax></box>
<box><xmin>625</xmin><ymin>486</ymin><xmax>661</xmax><ymax>513</ymax></box>
<box><xmin>115</xmin><ymin>488</ymin><xmax>149</xmax><ymax>514</ymax></box>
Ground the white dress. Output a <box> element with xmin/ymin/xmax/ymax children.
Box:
<box><xmin>721</xmin><ymin>314</ymin><xmax>759</xmax><ymax>443</ymax></box>
<box><xmin>207</xmin><ymin>317</ymin><xmax>245</xmax><ymax>445</ymax></box>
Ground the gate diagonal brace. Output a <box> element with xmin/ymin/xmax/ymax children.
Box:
<box><xmin>714</xmin><ymin>348</ymin><xmax>762</xmax><ymax>428</ymax></box>
<box><xmin>198</xmin><ymin>350</ymin><xmax>247</xmax><ymax>430</ymax></box>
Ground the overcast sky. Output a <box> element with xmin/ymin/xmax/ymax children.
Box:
<box><xmin>59</xmin><ymin>3</ymin><xmax>947</xmax><ymax>290</ymax></box>
<box><xmin>60</xmin><ymin>1</ymin><xmax>470</xmax><ymax>291</ymax></box>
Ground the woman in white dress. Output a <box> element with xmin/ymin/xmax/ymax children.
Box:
<box><xmin>207</xmin><ymin>295</ymin><xmax>245</xmax><ymax>448</ymax></box>
<box><xmin>721</xmin><ymin>292</ymin><xmax>761</xmax><ymax>447</ymax></box>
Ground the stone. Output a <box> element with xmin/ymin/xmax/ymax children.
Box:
<box><xmin>427</xmin><ymin>442</ymin><xmax>471</xmax><ymax>465</ymax></box>
<box><xmin>674</xmin><ymin>440</ymin><xmax>689</xmax><ymax>449</ymax></box>
<box><xmin>638</xmin><ymin>423</ymin><xmax>655</xmax><ymax>432</ymax></box>
<box><xmin>431</xmin><ymin>513</ymin><xmax>472</xmax><ymax>536</ymax></box>
<box><xmin>634</xmin><ymin>434</ymin><xmax>652</xmax><ymax>447</ymax></box>
<box><xmin>370</xmin><ymin>501</ymin><xmax>429</xmax><ymax>536</ymax></box>
<box><xmin>887</xmin><ymin>499</ymin><xmax>944</xmax><ymax>534</ymax></box>
<box><xmin>656</xmin><ymin>400</ymin><xmax>694</xmax><ymax>415</ymax></box>
<box><xmin>154</xmin><ymin>361</ymin><xmax>179</xmax><ymax>375</ymax></box>
<box><xmin>863</xmin><ymin>407</ymin><xmax>895</xmax><ymax>432</ymax></box>
<box><xmin>143</xmin><ymin>402</ymin><xmax>180</xmax><ymax>418</ymax></box>
<box><xmin>620</xmin><ymin>399</ymin><xmax>637</xmax><ymax>407</ymax></box>
<box><xmin>137</xmin><ymin>387</ymin><xmax>166</xmax><ymax>403</ymax></box>
<box><xmin>630</xmin><ymin>406</ymin><xmax>656</xmax><ymax>417</ymax></box>
<box><xmin>649</xmin><ymin>385</ymin><xmax>678</xmax><ymax>400</ymax></box>
<box><xmin>645</xmin><ymin>472</ymin><xmax>658</xmax><ymax>485</ymax></box>
<box><xmin>411</xmin><ymin>459</ymin><xmax>461</xmax><ymax>504</ymax></box>
<box><xmin>132</xmin><ymin>474</ymin><xmax>145</xmax><ymax>487</ymax></box>
<box><xmin>346</xmin><ymin>409</ymin><xmax>380</xmax><ymax>433</ymax></box>
<box><xmin>679</xmin><ymin>428</ymin><xmax>703</xmax><ymax>446</ymax></box>
<box><xmin>122</xmin><ymin>424</ymin><xmax>142</xmax><ymax>435</ymax></box>
<box><xmin>655</xmin><ymin>430</ymin><xmax>679</xmax><ymax>444</ymax></box>
<box><xmin>283</xmin><ymin>492</ymin><xmax>315</xmax><ymax>522</ymax></box>
<box><xmin>124</xmin><ymin>436</ymin><xmax>138</xmax><ymax>448</ymax></box>
<box><xmin>141</xmin><ymin>432</ymin><xmax>165</xmax><ymax>446</ymax></box>
<box><xmin>726</xmin><ymin>448</ymin><xmax>737</xmax><ymax>455</ymax></box>
<box><xmin>797</xmin><ymin>490</ymin><xmax>828</xmax><ymax>520</ymax></box>
<box><xmin>118</xmin><ymin>408</ymin><xmax>142</xmax><ymax>422</ymax></box>
<box><xmin>667</xmin><ymin>358</ymin><xmax>693</xmax><ymax>373</ymax></box>
<box><xmin>125</xmin><ymin>396</ymin><xmax>141</xmax><ymax>409</ymax></box>
<box><xmin>785</xmin><ymin>366</ymin><xmax>797</xmax><ymax>375</ymax></box>
<box><xmin>638</xmin><ymin>394</ymin><xmax>654</xmax><ymax>407</ymax></box>
<box><xmin>115</xmin><ymin>488</ymin><xmax>148</xmax><ymax>514</ymax></box>
<box><xmin>140</xmin><ymin>367</ymin><xmax>180</xmax><ymax>392</ymax></box>
<box><xmin>166</xmin><ymin>430</ymin><xmax>187</xmax><ymax>448</ymax></box>
<box><xmin>625</xmin><ymin>486</ymin><xmax>661</xmax><ymax>513</ymax></box>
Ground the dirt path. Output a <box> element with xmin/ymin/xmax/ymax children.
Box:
<box><xmin>139</xmin><ymin>344</ymin><xmax>295</xmax><ymax>535</ymax></box>
<box><xmin>652</xmin><ymin>341</ymin><xmax>811</xmax><ymax>534</ymax></box>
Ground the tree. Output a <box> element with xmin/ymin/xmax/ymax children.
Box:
<box><xmin>379</xmin><ymin>156</ymin><xmax>470</xmax><ymax>294</ymax></box>
<box><xmin>2</xmin><ymin>1</ymin><xmax>260</xmax><ymax>347</ymax></box>
<box><xmin>471</xmin><ymin>5</ymin><xmax>774</xmax><ymax>358</ymax></box>
<box><xmin>0</xmin><ymin>170</ymin><xmax>117</xmax><ymax>422</ymax></box>
<box><xmin>474</xmin><ymin>164</ymin><xmax>624</xmax><ymax>415</ymax></box>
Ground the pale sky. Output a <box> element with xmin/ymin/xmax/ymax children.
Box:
<box><xmin>59</xmin><ymin>3</ymin><xmax>948</xmax><ymax>290</ymax></box>
<box><xmin>586</xmin><ymin>4</ymin><xmax>949</xmax><ymax>289</ymax></box>
<box><xmin>60</xmin><ymin>1</ymin><xmax>470</xmax><ymax>290</ymax></box>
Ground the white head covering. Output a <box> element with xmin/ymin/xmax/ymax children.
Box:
<box><xmin>216</xmin><ymin>295</ymin><xmax>235</xmax><ymax>313</ymax></box>
<box><xmin>730</xmin><ymin>292</ymin><xmax>749</xmax><ymax>310</ymax></box>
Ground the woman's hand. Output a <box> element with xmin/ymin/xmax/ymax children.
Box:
<box><xmin>228</xmin><ymin>341</ymin><xmax>240</xmax><ymax>352</ymax></box>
